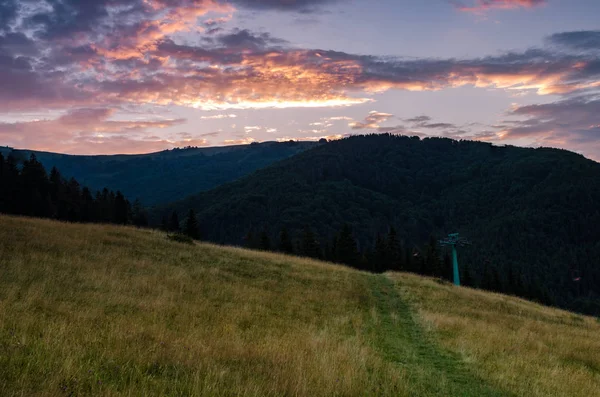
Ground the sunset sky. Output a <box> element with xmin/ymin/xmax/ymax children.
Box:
<box><xmin>1</xmin><ymin>0</ymin><xmax>599</xmax><ymax>159</ymax></box>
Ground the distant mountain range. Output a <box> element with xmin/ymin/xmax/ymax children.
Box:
<box><xmin>154</xmin><ymin>134</ymin><xmax>600</xmax><ymax>315</ymax></box>
<box><xmin>3</xmin><ymin>141</ymin><xmax>320</xmax><ymax>205</ymax></box>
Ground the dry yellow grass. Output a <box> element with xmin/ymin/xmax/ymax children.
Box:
<box><xmin>3</xmin><ymin>214</ymin><xmax>599</xmax><ymax>396</ymax></box>
<box><xmin>0</xmin><ymin>215</ymin><xmax>408</xmax><ymax>396</ymax></box>
<box><xmin>391</xmin><ymin>272</ymin><xmax>600</xmax><ymax>397</ymax></box>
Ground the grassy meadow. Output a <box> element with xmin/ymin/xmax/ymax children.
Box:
<box><xmin>0</xmin><ymin>215</ymin><xmax>599</xmax><ymax>396</ymax></box>
<box><xmin>393</xmin><ymin>273</ymin><xmax>600</xmax><ymax>397</ymax></box>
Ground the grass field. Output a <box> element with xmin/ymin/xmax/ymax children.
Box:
<box><xmin>1</xmin><ymin>215</ymin><xmax>599</xmax><ymax>396</ymax></box>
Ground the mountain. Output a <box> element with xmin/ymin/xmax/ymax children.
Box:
<box><xmin>2</xmin><ymin>214</ymin><xmax>599</xmax><ymax>396</ymax></box>
<box><xmin>3</xmin><ymin>140</ymin><xmax>320</xmax><ymax>205</ymax></box>
<box><xmin>156</xmin><ymin>134</ymin><xmax>600</xmax><ymax>315</ymax></box>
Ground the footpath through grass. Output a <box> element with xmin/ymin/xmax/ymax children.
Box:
<box><xmin>367</xmin><ymin>275</ymin><xmax>507</xmax><ymax>397</ymax></box>
<box><xmin>392</xmin><ymin>273</ymin><xmax>600</xmax><ymax>397</ymax></box>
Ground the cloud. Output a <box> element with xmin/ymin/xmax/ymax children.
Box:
<box><xmin>200</xmin><ymin>114</ymin><xmax>237</xmax><ymax>119</ymax></box>
<box><xmin>0</xmin><ymin>2</ymin><xmax>599</xmax><ymax>159</ymax></box>
<box><xmin>404</xmin><ymin>116</ymin><xmax>457</xmax><ymax>129</ymax></box>
<box><xmin>229</xmin><ymin>0</ymin><xmax>341</xmax><ymax>13</ymax></box>
<box><xmin>350</xmin><ymin>111</ymin><xmax>394</xmax><ymax>130</ymax></box>
<box><xmin>452</xmin><ymin>0</ymin><xmax>546</xmax><ymax>13</ymax></box>
<box><xmin>214</xmin><ymin>29</ymin><xmax>288</xmax><ymax>50</ymax></box>
<box><xmin>405</xmin><ymin>115</ymin><xmax>432</xmax><ymax>124</ymax></box>
<box><xmin>490</xmin><ymin>95</ymin><xmax>600</xmax><ymax>160</ymax></box>
<box><xmin>223</xmin><ymin>137</ymin><xmax>256</xmax><ymax>145</ymax></box>
<box><xmin>276</xmin><ymin>134</ymin><xmax>344</xmax><ymax>142</ymax></box>
<box><xmin>3</xmin><ymin>7</ymin><xmax>600</xmax><ymax>113</ymax></box>
<box><xmin>547</xmin><ymin>31</ymin><xmax>600</xmax><ymax>51</ymax></box>
<box><xmin>0</xmin><ymin>108</ymin><xmax>189</xmax><ymax>154</ymax></box>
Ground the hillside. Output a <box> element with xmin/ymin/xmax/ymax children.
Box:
<box><xmin>1</xmin><ymin>215</ymin><xmax>599</xmax><ymax>396</ymax></box>
<box><xmin>4</xmin><ymin>141</ymin><xmax>319</xmax><ymax>205</ymax></box>
<box><xmin>156</xmin><ymin>134</ymin><xmax>600</xmax><ymax>315</ymax></box>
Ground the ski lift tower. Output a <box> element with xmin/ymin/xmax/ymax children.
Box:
<box><xmin>439</xmin><ymin>233</ymin><xmax>470</xmax><ymax>286</ymax></box>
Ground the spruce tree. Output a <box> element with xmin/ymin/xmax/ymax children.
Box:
<box><xmin>335</xmin><ymin>224</ymin><xmax>359</xmax><ymax>268</ymax></box>
<box><xmin>184</xmin><ymin>209</ymin><xmax>200</xmax><ymax>239</ymax></box>
<box><xmin>300</xmin><ymin>226</ymin><xmax>320</xmax><ymax>258</ymax></box>
<box><xmin>114</xmin><ymin>191</ymin><xmax>129</xmax><ymax>224</ymax></box>
<box><xmin>387</xmin><ymin>227</ymin><xmax>402</xmax><ymax>271</ymax></box>
<box><xmin>169</xmin><ymin>211</ymin><xmax>180</xmax><ymax>232</ymax></box>
<box><xmin>374</xmin><ymin>234</ymin><xmax>387</xmax><ymax>273</ymax></box>
<box><xmin>259</xmin><ymin>228</ymin><xmax>271</xmax><ymax>251</ymax></box>
<box><xmin>131</xmin><ymin>199</ymin><xmax>148</xmax><ymax>227</ymax></box>
<box><xmin>424</xmin><ymin>235</ymin><xmax>442</xmax><ymax>277</ymax></box>
<box><xmin>278</xmin><ymin>227</ymin><xmax>294</xmax><ymax>254</ymax></box>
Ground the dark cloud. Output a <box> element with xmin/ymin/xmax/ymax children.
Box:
<box><xmin>215</xmin><ymin>29</ymin><xmax>288</xmax><ymax>50</ymax></box>
<box><xmin>206</xmin><ymin>27</ymin><xmax>224</xmax><ymax>35</ymax></box>
<box><xmin>405</xmin><ymin>116</ymin><xmax>431</xmax><ymax>123</ymax></box>
<box><xmin>421</xmin><ymin>123</ymin><xmax>457</xmax><ymax>129</ymax></box>
<box><xmin>491</xmin><ymin>95</ymin><xmax>600</xmax><ymax>160</ymax></box>
<box><xmin>24</xmin><ymin>0</ymin><xmax>115</xmax><ymax>40</ymax></box>
<box><xmin>229</xmin><ymin>0</ymin><xmax>341</xmax><ymax>13</ymax></box>
<box><xmin>0</xmin><ymin>0</ymin><xmax>19</xmax><ymax>32</ymax></box>
<box><xmin>0</xmin><ymin>33</ymin><xmax>38</xmax><ymax>56</ymax></box>
<box><xmin>547</xmin><ymin>31</ymin><xmax>600</xmax><ymax>51</ymax></box>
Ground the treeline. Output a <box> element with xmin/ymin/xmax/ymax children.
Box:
<box><xmin>241</xmin><ymin>224</ymin><xmax>555</xmax><ymax>304</ymax></box>
<box><xmin>0</xmin><ymin>153</ymin><xmax>147</xmax><ymax>226</ymax></box>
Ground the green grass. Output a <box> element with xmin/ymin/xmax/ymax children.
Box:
<box><xmin>1</xmin><ymin>215</ymin><xmax>599</xmax><ymax>396</ymax></box>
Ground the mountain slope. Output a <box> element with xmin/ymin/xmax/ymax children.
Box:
<box><xmin>4</xmin><ymin>141</ymin><xmax>319</xmax><ymax>205</ymax></box>
<box><xmin>157</xmin><ymin>134</ymin><xmax>600</xmax><ymax>314</ymax></box>
<box><xmin>2</xmin><ymin>215</ymin><xmax>599</xmax><ymax>396</ymax></box>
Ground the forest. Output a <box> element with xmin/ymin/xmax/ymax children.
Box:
<box><xmin>156</xmin><ymin>134</ymin><xmax>600</xmax><ymax>315</ymax></box>
<box><xmin>0</xmin><ymin>153</ymin><xmax>148</xmax><ymax>227</ymax></box>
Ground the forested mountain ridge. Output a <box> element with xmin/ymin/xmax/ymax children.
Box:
<box><xmin>4</xmin><ymin>141</ymin><xmax>320</xmax><ymax>206</ymax></box>
<box><xmin>156</xmin><ymin>134</ymin><xmax>600</xmax><ymax>314</ymax></box>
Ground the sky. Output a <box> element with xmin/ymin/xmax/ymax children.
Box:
<box><xmin>1</xmin><ymin>0</ymin><xmax>600</xmax><ymax>159</ymax></box>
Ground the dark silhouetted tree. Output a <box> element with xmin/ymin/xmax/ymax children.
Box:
<box><xmin>259</xmin><ymin>228</ymin><xmax>271</xmax><ymax>251</ymax></box>
<box><xmin>278</xmin><ymin>227</ymin><xmax>294</xmax><ymax>254</ymax></box>
<box><xmin>387</xmin><ymin>226</ymin><xmax>402</xmax><ymax>271</ymax></box>
<box><xmin>184</xmin><ymin>209</ymin><xmax>200</xmax><ymax>239</ymax></box>
<box><xmin>114</xmin><ymin>191</ymin><xmax>129</xmax><ymax>224</ymax></box>
<box><xmin>131</xmin><ymin>199</ymin><xmax>148</xmax><ymax>227</ymax></box>
<box><xmin>169</xmin><ymin>211</ymin><xmax>180</xmax><ymax>232</ymax></box>
<box><xmin>373</xmin><ymin>233</ymin><xmax>387</xmax><ymax>273</ymax></box>
<box><xmin>300</xmin><ymin>226</ymin><xmax>320</xmax><ymax>258</ymax></box>
<box><xmin>335</xmin><ymin>224</ymin><xmax>359</xmax><ymax>268</ymax></box>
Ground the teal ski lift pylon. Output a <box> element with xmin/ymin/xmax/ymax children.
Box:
<box><xmin>439</xmin><ymin>233</ymin><xmax>470</xmax><ymax>286</ymax></box>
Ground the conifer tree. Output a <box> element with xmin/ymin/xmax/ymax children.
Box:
<box><xmin>387</xmin><ymin>227</ymin><xmax>402</xmax><ymax>271</ymax></box>
<box><xmin>161</xmin><ymin>215</ymin><xmax>169</xmax><ymax>231</ymax></box>
<box><xmin>169</xmin><ymin>211</ymin><xmax>180</xmax><ymax>232</ymax></box>
<box><xmin>259</xmin><ymin>228</ymin><xmax>271</xmax><ymax>251</ymax></box>
<box><xmin>300</xmin><ymin>226</ymin><xmax>320</xmax><ymax>258</ymax></box>
<box><xmin>131</xmin><ymin>199</ymin><xmax>148</xmax><ymax>227</ymax></box>
<box><xmin>335</xmin><ymin>224</ymin><xmax>359</xmax><ymax>268</ymax></box>
<box><xmin>184</xmin><ymin>209</ymin><xmax>200</xmax><ymax>239</ymax></box>
<box><xmin>278</xmin><ymin>227</ymin><xmax>294</xmax><ymax>254</ymax></box>
<box><xmin>424</xmin><ymin>235</ymin><xmax>442</xmax><ymax>277</ymax></box>
<box><xmin>374</xmin><ymin>233</ymin><xmax>387</xmax><ymax>273</ymax></box>
<box><xmin>114</xmin><ymin>191</ymin><xmax>129</xmax><ymax>224</ymax></box>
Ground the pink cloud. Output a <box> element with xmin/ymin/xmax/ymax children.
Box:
<box><xmin>0</xmin><ymin>108</ymin><xmax>198</xmax><ymax>154</ymax></box>
<box><xmin>453</xmin><ymin>0</ymin><xmax>546</xmax><ymax>13</ymax></box>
